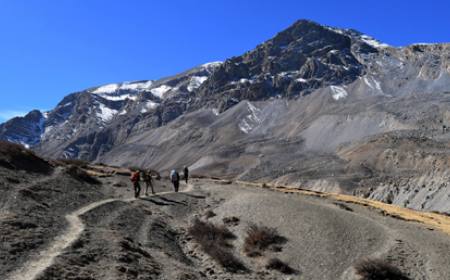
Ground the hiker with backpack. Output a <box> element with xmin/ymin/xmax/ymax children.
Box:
<box><xmin>130</xmin><ymin>169</ymin><xmax>141</xmax><ymax>198</ymax></box>
<box><xmin>183</xmin><ymin>166</ymin><xmax>189</xmax><ymax>184</ymax></box>
<box><xmin>143</xmin><ymin>170</ymin><xmax>155</xmax><ymax>195</ymax></box>
<box><xmin>170</xmin><ymin>169</ymin><xmax>180</xmax><ymax>192</ymax></box>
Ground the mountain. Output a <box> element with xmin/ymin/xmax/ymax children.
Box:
<box><xmin>1</xmin><ymin>19</ymin><xmax>450</xmax><ymax>212</ymax></box>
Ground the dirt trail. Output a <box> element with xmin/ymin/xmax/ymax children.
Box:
<box><xmin>6</xmin><ymin>185</ymin><xmax>193</xmax><ymax>280</ymax></box>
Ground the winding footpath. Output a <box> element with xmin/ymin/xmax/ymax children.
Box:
<box><xmin>7</xmin><ymin>186</ymin><xmax>193</xmax><ymax>280</ymax></box>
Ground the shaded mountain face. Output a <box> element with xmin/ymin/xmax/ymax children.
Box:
<box><xmin>2</xmin><ymin>19</ymin><xmax>450</xmax><ymax>212</ymax></box>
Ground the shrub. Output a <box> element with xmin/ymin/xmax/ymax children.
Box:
<box><xmin>265</xmin><ymin>258</ymin><xmax>296</xmax><ymax>275</ymax></box>
<box><xmin>188</xmin><ymin>219</ymin><xmax>246</xmax><ymax>273</ymax></box>
<box><xmin>222</xmin><ymin>216</ymin><xmax>240</xmax><ymax>226</ymax></box>
<box><xmin>243</xmin><ymin>224</ymin><xmax>286</xmax><ymax>256</ymax></box>
<box><xmin>333</xmin><ymin>202</ymin><xmax>354</xmax><ymax>212</ymax></box>
<box><xmin>204</xmin><ymin>210</ymin><xmax>216</xmax><ymax>219</ymax></box>
<box><xmin>354</xmin><ymin>258</ymin><xmax>410</xmax><ymax>280</ymax></box>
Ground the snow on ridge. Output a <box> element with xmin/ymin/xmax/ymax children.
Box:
<box><xmin>202</xmin><ymin>61</ymin><xmax>223</xmax><ymax>68</ymax></box>
<box><xmin>187</xmin><ymin>76</ymin><xmax>208</xmax><ymax>92</ymax></box>
<box><xmin>411</xmin><ymin>42</ymin><xmax>435</xmax><ymax>46</ymax></box>
<box><xmin>93</xmin><ymin>81</ymin><xmax>154</xmax><ymax>93</ymax></box>
<box><xmin>92</xmin><ymin>84</ymin><xmax>120</xmax><ymax>94</ymax></box>
<box><xmin>120</xmin><ymin>81</ymin><xmax>153</xmax><ymax>91</ymax></box>
<box><xmin>324</xmin><ymin>25</ymin><xmax>390</xmax><ymax>49</ymax></box>
<box><xmin>330</xmin><ymin>86</ymin><xmax>348</xmax><ymax>100</ymax></box>
<box><xmin>360</xmin><ymin>35</ymin><xmax>390</xmax><ymax>49</ymax></box>
<box><xmin>324</xmin><ymin>26</ymin><xmax>345</xmax><ymax>35</ymax></box>
<box><xmin>150</xmin><ymin>85</ymin><xmax>172</xmax><ymax>99</ymax></box>
<box><xmin>96</xmin><ymin>93</ymin><xmax>138</xmax><ymax>101</ymax></box>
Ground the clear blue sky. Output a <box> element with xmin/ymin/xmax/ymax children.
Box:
<box><xmin>1</xmin><ymin>0</ymin><xmax>449</xmax><ymax>122</ymax></box>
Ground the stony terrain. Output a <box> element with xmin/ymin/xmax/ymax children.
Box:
<box><xmin>1</xmin><ymin>19</ymin><xmax>450</xmax><ymax>213</ymax></box>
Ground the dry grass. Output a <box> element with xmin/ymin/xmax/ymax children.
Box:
<box><xmin>57</xmin><ymin>158</ymin><xmax>90</xmax><ymax>168</ymax></box>
<box><xmin>354</xmin><ymin>258</ymin><xmax>410</xmax><ymax>280</ymax></box>
<box><xmin>265</xmin><ymin>258</ymin><xmax>296</xmax><ymax>275</ymax></box>
<box><xmin>188</xmin><ymin>219</ymin><xmax>246</xmax><ymax>273</ymax></box>
<box><xmin>0</xmin><ymin>140</ymin><xmax>52</xmax><ymax>174</ymax></box>
<box><xmin>243</xmin><ymin>224</ymin><xmax>286</xmax><ymax>257</ymax></box>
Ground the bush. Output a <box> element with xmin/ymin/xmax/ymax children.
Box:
<box><xmin>222</xmin><ymin>216</ymin><xmax>240</xmax><ymax>226</ymax></box>
<box><xmin>188</xmin><ymin>219</ymin><xmax>246</xmax><ymax>273</ymax></box>
<box><xmin>265</xmin><ymin>258</ymin><xmax>296</xmax><ymax>275</ymax></box>
<box><xmin>354</xmin><ymin>258</ymin><xmax>410</xmax><ymax>280</ymax></box>
<box><xmin>65</xmin><ymin>165</ymin><xmax>101</xmax><ymax>185</ymax></box>
<box><xmin>243</xmin><ymin>224</ymin><xmax>286</xmax><ymax>257</ymax></box>
<box><xmin>0</xmin><ymin>141</ymin><xmax>52</xmax><ymax>174</ymax></box>
<box><xmin>204</xmin><ymin>210</ymin><xmax>216</xmax><ymax>219</ymax></box>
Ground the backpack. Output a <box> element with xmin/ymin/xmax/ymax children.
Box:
<box><xmin>131</xmin><ymin>171</ymin><xmax>140</xmax><ymax>183</ymax></box>
<box><xmin>170</xmin><ymin>170</ymin><xmax>178</xmax><ymax>182</ymax></box>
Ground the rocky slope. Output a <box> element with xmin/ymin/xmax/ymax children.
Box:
<box><xmin>1</xmin><ymin>19</ymin><xmax>450</xmax><ymax>212</ymax></box>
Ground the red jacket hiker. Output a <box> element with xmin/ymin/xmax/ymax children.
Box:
<box><xmin>131</xmin><ymin>171</ymin><xmax>140</xmax><ymax>183</ymax></box>
<box><xmin>130</xmin><ymin>171</ymin><xmax>141</xmax><ymax>198</ymax></box>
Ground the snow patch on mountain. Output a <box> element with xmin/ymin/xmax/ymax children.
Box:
<box><xmin>187</xmin><ymin>76</ymin><xmax>208</xmax><ymax>92</ymax></box>
<box><xmin>150</xmin><ymin>85</ymin><xmax>172</xmax><ymax>99</ymax></box>
<box><xmin>239</xmin><ymin>102</ymin><xmax>263</xmax><ymax>134</ymax></box>
<box><xmin>363</xmin><ymin>76</ymin><xmax>382</xmax><ymax>91</ymax></box>
<box><xmin>330</xmin><ymin>86</ymin><xmax>348</xmax><ymax>100</ymax></box>
<box><xmin>95</xmin><ymin>93</ymin><xmax>139</xmax><ymax>101</ymax></box>
<box><xmin>96</xmin><ymin>103</ymin><xmax>118</xmax><ymax>122</ymax></box>
<box><xmin>212</xmin><ymin>108</ymin><xmax>220</xmax><ymax>116</ymax></box>
<box><xmin>140</xmin><ymin>101</ymin><xmax>159</xmax><ymax>113</ymax></box>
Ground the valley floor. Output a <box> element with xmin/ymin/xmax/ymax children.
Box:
<box><xmin>3</xmin><ymin>173</ymin><xmax>450</xmax><ymax>280</ymax></box>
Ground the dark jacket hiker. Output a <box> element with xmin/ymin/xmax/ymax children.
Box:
<box><xmin>143</xmin><ymin>171</ymin><xmax>155</xmax><ymax>195</ymax></box>
<box><xmin>183</xmin><ymin>166</ymin><xmax>189</xmax><ymax>184</ymax></box>
<box><xmin>170</xmin><ymin>169</ymin><xmax>180</xmax><ymax>192</ymax></box>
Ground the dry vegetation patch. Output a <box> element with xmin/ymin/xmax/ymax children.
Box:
<box><xmin>188</xmin><ymin>219</ymin><xmax>247</xmax><ymax>273</ymax></box>
<box><xmin>354</xmin><ymin>258</ymin><xmax>410</xmax><ymax>280</ymax></box>
<box><xmin>223</xmin><ymin>216</ymin><xmax>240</xmax><ymax>227</ymax></box>
<box><xmin>265</xmin><ymin>258</ymin><xmax>296</xmax><ymax>275</ymax></box>
<box><xmin>243</xmin><ymin>224</ymin><xmax>286</xmax><ymax>257</ymax></box>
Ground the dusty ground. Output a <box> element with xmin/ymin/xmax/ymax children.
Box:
<box><xmin>2</xmin><ymin>164</ymin><xmax>450</xmax><ymax>280</ymax></box>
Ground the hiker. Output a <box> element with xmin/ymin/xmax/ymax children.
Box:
<box><xmin>183</xmin><ymin>166</ymin><xmax>189</xmax><ymax>184</ymax></box>
<box><xmin>143</xmin><ymin>170</ymin><xmax>155</xmax><ymax>195</ymax></box>
<box><xmin>130</xmin><ymin>169</ymin><xmax>141</xmax><ymax>198</ymax></box>
<box><xmin>170</xmin><ymin>169</ymin><xmax>180</xmax><ymax>192</ymax></box>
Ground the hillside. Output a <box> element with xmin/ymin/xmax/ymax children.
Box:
<box><xmin>1</xmin><ymin>19</ymin><xmax>450</xmax><ymax>212</ymax></box>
